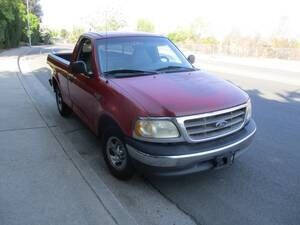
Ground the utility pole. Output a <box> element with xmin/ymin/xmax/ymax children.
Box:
<box><xmin>26</xmin><ymin>0</ymin><xmax>31</xmax><ymax>47</ymax></box>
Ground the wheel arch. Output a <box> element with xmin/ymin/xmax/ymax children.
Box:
<box><xmin>51</xmin><ymin>76</ymin><xmax>59</xmax><ymax>91</ymax></box>
<box><xmin>97</xmin><ymin>113</ymin><xmax>125</xmax><ymax>138</ymax></box>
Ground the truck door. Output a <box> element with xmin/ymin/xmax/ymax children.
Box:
<box><xmin>68</xmin><ymin>38</ymin><xmax>101</xmax><ymax>129</ymax></box>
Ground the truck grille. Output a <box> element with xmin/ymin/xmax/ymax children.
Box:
<box><xmin>178</xmin><ymin>105</ymin><xmax>247</xmax><ymax>142</ymax></box>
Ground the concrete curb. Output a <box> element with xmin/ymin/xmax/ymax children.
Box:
<box><xmin>17</xmin><ymin>47</ymin><xmax>138</xmax><ymax>225</ymax></box>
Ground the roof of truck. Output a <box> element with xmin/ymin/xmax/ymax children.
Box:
<box><xmin>83</xmin><ymin>31</ymin><xmax>165</xmax><ymax>39</ymax></box>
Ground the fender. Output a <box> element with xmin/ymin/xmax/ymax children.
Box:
<box><xmin>96</xmin><ymin>112</ymin><xmax>125</xmax><ymax>137</ymax></box>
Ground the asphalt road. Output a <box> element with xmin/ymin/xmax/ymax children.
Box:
<box><xmin>21</xmin><ymin>45</ymin><xmax>300</xmax><ymax>225</ymax></box>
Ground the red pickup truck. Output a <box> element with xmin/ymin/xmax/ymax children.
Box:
<box><xmin>47</xmin><ymin>32</ymin><xmax>256</xmax><ymax>180</ymax></box>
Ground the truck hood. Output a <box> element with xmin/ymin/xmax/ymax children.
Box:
<box><xmin>112</xmin><ymin>71</ymin><xmax>249</xmax><ymax>117</ymax></box>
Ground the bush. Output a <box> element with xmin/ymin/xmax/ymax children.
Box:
<box><xmin>136</xmin><ymin>19</ymin><xmax>155</xmax><ymax>32</ymax></box>
<box><xmin>199</xmin><ymin>37</ymin><xmax>219</xmax><ymax>45</ymax></box>
<box><xmin>68</xmin><ymin>27</ymin><xmax>85</xmax><ymax>43</ymax></box>
<box><xmin>168</xmin><ymin>30</ymin><xmax>196</xmax><ymax>43</ymax></box>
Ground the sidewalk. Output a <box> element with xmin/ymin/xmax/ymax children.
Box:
<box><xmin>0</xmin><ymin>48</ymin><xmax>136</xmax><ymax>225</ymax></box>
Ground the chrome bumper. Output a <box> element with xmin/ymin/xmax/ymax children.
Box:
<box><xmin>126</xmin><ymin>120</ymin><xmax>256</xmax><ymax>168</ymax></box>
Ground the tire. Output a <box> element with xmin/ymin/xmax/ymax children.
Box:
<box><xmin>102</xmin><ymin>127</ymin><xmax>134</xmax><ymax>180</ymax></box>
<box><xmin>55</xmin><ymin>86</ymin><xmax>72</xmax><ymax>117</ymax></box>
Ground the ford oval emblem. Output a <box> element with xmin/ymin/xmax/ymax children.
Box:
<box><xmin>215</xmin><ymin>120</ymin><xmax>228</xmax><ymax>128</ymax></box>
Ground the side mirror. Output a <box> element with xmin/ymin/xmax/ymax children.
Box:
<box><xmin>187</xmin><ymin>55</ymin><xmax>195</xmax><ymax>64</ymax></box>
<box><xmin>71</xmin><ymin>61</ymin><xmax>88</xmax><ymax>75</ymax></box>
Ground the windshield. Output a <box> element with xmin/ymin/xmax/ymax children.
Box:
<box><xmin>96</xmin><ymin>36</ymin><xmax>194</xmax><ymax>77</ymax></box>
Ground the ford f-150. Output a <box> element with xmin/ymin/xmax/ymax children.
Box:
<box><xmin>47</xmin><ymin>32</ymin><xmax>256</xmax><ymax>180</ymax></box>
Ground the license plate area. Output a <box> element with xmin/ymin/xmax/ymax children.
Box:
<box><xmin>213</xmin><ymin>152</ymin><xmax>235</xmax><ymax>169</ymax></box>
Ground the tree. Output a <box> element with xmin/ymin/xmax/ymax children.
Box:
<box><xmin>86</xmin><ymin>8</ymin><xmax>127</xmax><ymax>32</ymax></box>
<box><xmin>60</xmin><ymin>29</ymin><xmax>69</xmax><ymax>39</ymax></box>
<box><xmin>26</xmin><ymin>13</ymin><xmax>41</xmax><ymax>44</ymax></box>
<box><xmin>0</xmin><ymin>0</ymin><xmax>26</xmax><ymax>48</ymax></box>
<box><xmin>167</xmin><ymin>29</ymin><xmax>196</xmax><ymax>43</ymax></box>
<box><xmin>69</xmin><ymin>27</ymin><xmax>85</xmax><ymax>43</ymax></box>
<box><xmin>136</xmin><ymin>19</ymin><xmax>155</xmax><ymax>32</ymax></box>
<box><xmin>0</xmin><ymin>0</ymin><xmax>42</xmax><ymax>48</ymax></box>
<box><xmin>22</xmin><ymin>0</ymin><xmax>42</xmax><ymax>19</ymax></box>
<box><xmin>105</xmin><ymin>16</ymin><xmax>126</xmax><ymax>31</ymax></box>
<box><xmin>167</xmin><ymin>17</ymin><xmax>208</xmax><ymax>44</ymax></box>
<box><xmin>40</xmin><ymin>27</ymin><xmax>52</xmax><ymax>44</ymax></box>
<box><xmin>89</xmin><ymin>16</ymin><xmax>126</xmax><ymax>32</ymax></box>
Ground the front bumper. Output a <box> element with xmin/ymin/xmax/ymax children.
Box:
<box><xmin>126</xmin><ymin>119</ymin><xmax>256</xmax><ymax>176</ymax></box>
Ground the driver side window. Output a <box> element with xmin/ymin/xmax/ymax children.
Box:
<box><xmin>78</xmin><ymin>39</ymin><xmax>93</xmax><ymax>75</ymax></box>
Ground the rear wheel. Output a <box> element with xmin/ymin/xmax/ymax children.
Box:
<box><xmin>102</xmin><ymin>127</ymin><xmax>134</xmax><ymax>180</ymax></box>
<box><xmin>55</xmin><ymin>86</ymin><xmax>72</xmax><ymax>117</ymax></box>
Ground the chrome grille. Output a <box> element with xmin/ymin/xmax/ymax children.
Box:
<box><xmin>177</xmin><ymin>105</ymin><xmax>247</xmax><ymax>142</ymax></box>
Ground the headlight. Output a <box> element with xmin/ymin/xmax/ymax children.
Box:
<box><xmin>134</xmin><ymin>119</ymin><xmax>179</xmax><ymax>139</ymax></box>
<box><xmin>245</xmin><ymin>99</ymin><xmax>252</xmax><ymax>122</ymax></box>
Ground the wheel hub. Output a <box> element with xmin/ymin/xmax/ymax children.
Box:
<box><xmin>106</xmin><ymin>136</ymin><xmax>127</xmax><ymax>170</ymax></box>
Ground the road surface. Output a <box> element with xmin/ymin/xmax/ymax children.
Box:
<box><xmin>18</xmin><ymin>45</ymin><xmax>300</xmax><ymax>225</ymax></box>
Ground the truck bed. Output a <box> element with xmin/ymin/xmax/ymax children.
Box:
<box><xmin>47</xmin><ymin>53</ymin><xmax>72</xmax><ymax>71</ymax></box>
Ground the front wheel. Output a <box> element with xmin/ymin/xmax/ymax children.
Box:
<box><xmin>102</xmin><ymin>127</ymin><xmax>134</xmax><ymax>180</ymax></box>
<box><xmin>55</xmin><ymin>86</ymin><xmax>72</xmax><ymax>117</ymax></box>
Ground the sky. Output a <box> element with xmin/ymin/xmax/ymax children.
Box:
<box><xmin>40</xmin><ymin>0</ymin><xmax>300</xmax><ymax>39</ymax></box>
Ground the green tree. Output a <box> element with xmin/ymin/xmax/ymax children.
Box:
<box><xmin>167</xmin><ymin>29</ymin><xmax>195</xmax><ymax>43</ymax></box>
<box><xmin>40</xmin><ymin>27</ymin><xmax>52</xmax><ymax>44</ymax></box>
<box><xmin>0</xmin><ymin>0</ymin><xmax>26</xmax><ymax>48</ymax></box>
<box><xmin>69</xmin><ymin>27</ymin><xmax>85</xmax><ymax>43</ymax></box>
<box><xmin>0</xmin><ymin>0</ymin><xmax>42</xmax><ymax>48</ymax></box>
<box><xmin>22</xmin><ymin>0</ymin><xmax>42</xmax><ymax>19</ymax></box>
<box><xmin>136</xmin><ymin>19</ymin><xmax>155</xmax><ymax>32</ymax></box>
<box><xmin>105</xmin><ymin>16</ymin><xmax>126</xmax><ymax>31</ymax></box>
<box><xmin>40</xmin><ymin>27</ymin><xmax>59</xmax><ymax>44</ymax></box>
<box><xmin>23</xmin><ymin>13</ymin><xmax>41</xmax><ymax>44</ymax></box>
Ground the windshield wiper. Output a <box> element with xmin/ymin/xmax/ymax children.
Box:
<box><xmin>104</xmin><ymin>69</ymin><xmax>158</xmax><ymax>77</ymax></box>
<box><xmin>156</xmin><ymin>66</ymin><xmax>196</xmax><ymax>72</ymax></box>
